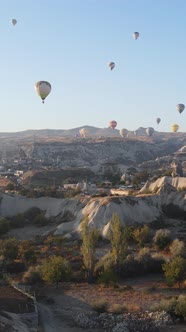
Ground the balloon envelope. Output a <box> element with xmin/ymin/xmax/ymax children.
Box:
<box><xmin>120</xmin><ymin>128</ymin><xmax>127</xmax><ymax>138</ymax></box>
<box><xmin>11</xmin><ymin>19</ymin><xmax>17</xmax><ymax>26</ymax></box>
<box><xmin>79</xmin><ymin>128</ymin><xmax>89</xmax><ymax>137</ymax></box>
<box><xmin>176</xmin><ymin>104</ymin><xmax>185</xmax><ymax>114</ymax></box>
<box><xmin>133</xmin><ymin>32</ymin><xmax>139</xmax><ymax>40</ymax></box>
<box><xmin>108</xmin><ymin>62</ymin><xmax>115</xmax><ymax>70</ymax></box>
<box><xmin>35</xmin><ymin>81</ymin><xmax>51</xmax><ymax>103</ymax></box>
<box><xmin>171</xmin><ymin>124</ymin><xmax>179</xmax><ymax>132</ymax></box>
<box><xmin>156</xmin><ymin>118</ymin><xmax>161</xmax><ymax>124</ymax></box>
<box><xmin>146</xmin><ymin>127</ymin><xmax>154</xmax><ymax>137</ymax></box>
<box><xmin>109</xmin><ymin>120</ymin><xmax>117</xmax><ymax>129</ymax></box>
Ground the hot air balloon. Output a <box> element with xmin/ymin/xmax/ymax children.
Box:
<box><xmin>108</xmin><ymin>62</ymin><xmax>115</xmax><ymax>70</ymax></box>
<box><xmin>35</xmin><ymin>81</ymin><xmax>51</xmax><ymax>103</ymax></box>
<box><xmin>156</xmin><ymin>118</ymin><xmax>161</xmax><ymax>125</ymax></box>
<box><xmin>171</xmin><ymin>124</ymin><xmax>179</xmax><ymax>133</ymax></box>
<box><xmin>109</xmin><ymin>120</ymin><xmax>117</xmax><ymax>129</ymax></box>
<box><xmin>133</xmin><ymin>32</ymin><xmax>139</xmax><ymax>40</ymax></box>
<box><xmin>120</xmin><ymin>128</ymin><xmax>127</xmax><ymax>138</ymax></box>
<box><xmin>146</xmin><ymin>127</ymin><xmax>154</xmax><ymax>137</ymax></box>
<box><xmin>176</xmin><ymin>104</ymin><xmax>185</xmax><ymax>114</ymax></box>
<box><xmin>79</xmin><ymin>128</ymin><xmax>89</xmax><ymax>138</ymax></box>
<box><xmin>11</xmin><ymin>19</ymin><xmax>17</xmax><ymax>26</ymax></box>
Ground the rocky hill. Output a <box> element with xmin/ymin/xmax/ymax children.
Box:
<box><xmin>1</xmin><ymin>179</ymin><xmax>186</xmax><ymax>239</ymax></box>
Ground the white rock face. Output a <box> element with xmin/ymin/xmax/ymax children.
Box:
<box><xmin>1</xmin><ymin>186</ymin><xmax>186</xmax><ymax>238</ymax></box>
<box><xmin>141</xmin><ymin>176</ymin><xmax>186</xmax><ymax>193</ymax></box>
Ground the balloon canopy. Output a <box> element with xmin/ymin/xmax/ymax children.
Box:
<box><xmin>79</xmin><ymin>128</ymin><xmax>89</xmax><ymax>137</ymax></box>
<box><xmin>35</xmin><ymin>81</ymin><xmax>51</xmax><ymax>103</ymax></box>
<box><xmin>146</xmin><ymin>127</ymin><xmax>154</xmax><ymax>137</ymax></box>
<box><xmin>108</xmin><ymin>62</ymin><xmax>115</xmax><ymax>70</ymax></box>
<box><xmin>109</xmin><ymin>120</ymin><xmax>117</xmax><ymax>129</ymax></box>
<box><xmin>176</xmin><ymin>104</ymin><xmax>185</xmax><ymax>114</ymax></box>
<box><xmin>156</xmin><ymin>118</ymin><xmax>161</xmax><ymax>124</ymax></box>
<box><xmin>133</xmin><ymin>32</ymin><xmax>139</xmax><ymax>40</ymax></box>
<box><xmin>119</xmin><ymin>128</ymin><xmax>127</xmax><ymax>138</ymax></box>
<box><xmin>171</xmin><ymin>124</ymin><xmax>179</xmax><ymax>133</ymax></box>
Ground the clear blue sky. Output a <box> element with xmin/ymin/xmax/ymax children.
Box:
<box><xmin>1</xmin><ymin>0</ymin><xmax>186</xmax><ymax>132</ymax></box>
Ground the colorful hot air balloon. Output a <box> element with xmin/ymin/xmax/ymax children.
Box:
<box><xmin>156</xmin><ymin>118</ymin><xmax>161</xmax><ymax>125</ymax></box>
<box><xmin>171</xmin><ymin>124</ymin><xmax>179</xmax><ymax>133</ymax></box>
<box><xmin>35</xmin><ymin>81</ymin><xmax>51</xmax><ymax>103</ymax></box>
<box><xmin>109</xmin><ymin>120</ymin><xmax>117</xmax><ymax>129</ymax></box>
<box><xmin>120</xmin><ymin>128</ymin><xmax>127</xmax><ymax>138</ymax></box>
<box><xmin>108</xmin><ymin>62</ymin><xmax>115</xmax><ymax>70</ymax></box>
<box><xmin>176</xmin><ymin>104</ymin><xmax>185</xmax><ymax>114</ymax></box>
<box><xmin>79</xmin><ymin>128</ymin><xmax>89</xmax><ymax>138</ymax></box>
<box><xmin>133</xmin><ymin>32</ymin><xmax>139</xmax><ymax>40</ymax></box>
<box><xmin>11</xmin><ymin>19</ymin><xmax>17</xmax><ymax>26</ymax></box>
<box><xmin>146</xmin><ymin>127</ymin><xmax>154</xmax><ymax>137</ymax></box>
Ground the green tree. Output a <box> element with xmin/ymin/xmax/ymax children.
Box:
<box><xmin>0</xmin><ymin>218</ymin><xmax>10</xmax><ymax>236</ymax></box>
<box><xmin>132</xmin><ymin>224</ymin><xmax>150</xmax><ymax>247</ymax></box>
<box><xmin>162</xmin><ymin>256</ymin><xmax>186</xmax><ymax>288</ymax></box>
<box><xmin>109</xmin><ymin>213</ymin><xmax>128</xmax><ymax>276</ymax></box>
<box><xmin>80</xmin><ymin>217</ymin><xmax>99</xmax><ymax>280</ymax></box>
<box><xmin>41</xmin><ymin>256</ymin><xmax>71</xmax><ymax>286</ymax></box>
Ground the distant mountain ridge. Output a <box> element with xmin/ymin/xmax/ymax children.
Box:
<box><xmin>0</xmin><ymin>125</ymin><xmax>184</xmax><ymax>140</ymax></box>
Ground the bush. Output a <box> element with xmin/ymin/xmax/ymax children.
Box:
<box><xmin>111</xmin><ymin>303</ymin><xmax>127</xmax><ymax>314</ymax></box>
<box><xmin>0</xmin><ymin>218</ymin><xmax>10</xmax><ymax>236</ymax></box>
<box><xmin>23</xmin><ymin>266</ymin><xmax>42</xmax><ymax>284</ymax></box>
<box><xmin>91</xmin><ymin>300</ymin><xmax>109</xmax><ymax>313</ymax></box>
<box><xmin>33</xmin><ymin>213</ymin><xmax>49</xmax><ymax>226</ymax></box>
<box><xmin>153</xmin><ymin>229</ymin><xmax>171</xmax><ymax>250</ymax></box>
<box><xmin>9</xmin><ymin>214</ymin><xmax>25</xmax><ymax>228</ymax></box>
<box><xmin>162</xmin><ymin>256</ymin><xmax>186</xmax><ymax>288</ymax></box>
<box><xmin>175</xmin><ymin>295</ymin><xmax>186</xmax><ymax>320</ymax></box>
<box><xmin>24</xmin><ymin>207</ymin><xmax>43</xmax><ymax>222</ymax></box>
<box><xmin>150</xmin><ymin>295</ymin><xmax>186</xmax><ymax>321</ymax></box>
<box><xmin>98</xmin><ymin>269</ymin><xmax>118</xmax><ymax>287</ymax></box>
<box><xmin>150</xmin><ymin>297</ymin><xmax>177</xmax><ymax>317</ymax></box>
<box><xmin>169</xmin><ymin>239</ymin><xmax>185</xmax><ymax>258</ymax></box>
<box><xmin>132</xmin><ymin>224</ymin><xmax>150</xmax><ymax>247</ymax></box>
<box><xmin>0</xmin><ymin>238</ymin><xmax>18</xmax><ymax>261</ymax></box>
<box><xmin>41</xmin><ymin>255</ymin><xmax>72</xmax><ymax>285</ymax></box>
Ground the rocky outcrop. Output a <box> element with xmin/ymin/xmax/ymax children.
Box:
<box><xmin>140</xmin><ymin>176</ymin><xmax>186</xmax><ymax>193</ymax></box>
<box><xmin>1</xmin><ymin>187</ymin><xmax>186</xmax><ymax>238</ymax></box>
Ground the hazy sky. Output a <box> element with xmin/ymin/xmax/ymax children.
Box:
<box><xmin>1</xmin><ymin>0</ymin><xmax>186</xmax><ymax>132</ymax></box>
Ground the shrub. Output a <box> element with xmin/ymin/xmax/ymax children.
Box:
<box><xmin>0</xmin><ymin>238</ymin><xmax>18</xmax><ymax>261</ymax></box>
<box><xmin>169</xmin><ymin>239</ymin><xmax>185</xmax><ymax>258</ymax></box>
<box><xmin>23</xmin><ymin>265</ymin><xmax>42</xmax><ymax>284</ymax></box>
<box><xmin>98</xmin><ymin>269</ymin><xmax>118</xmax><ymax>287</ymax></box>
<box><xmin>91</xmin><ymin>300</ymin><xmax>109</xmax><ymax>313</ymax></box>
<box><xmin>136</xmin><ymin>248</ymin><xmax>152</xmax><ymax>268</ymax></box>
<box><xmin>132</xmin><ymin>225</ymin><xmax>150</xmax><ymax>247</ymax></box>
<box><xmin>41</xmin><ymin>256</ymin><xmax>72</xmax><ymax>285</ymax></box>
<box><xmin>153</xmin><ymin>229</ymin><xmax>171</xmax><ymax>250</ymax></box>
<box><xmin>24</xmin><ymin>207</ymin><xmax>43</xmax><ymax>222</ymax></box>
<box><xmin>9</xmin><ymin>214</ymin><xmax>25</xmax><ymax>228</ymax></box>
<box><xmin>111</xmin><ymin>304</ymin><xmax>127</xmax><ymax>314</ymax></box>
<box><xmin>33</xmin><ymin>213</ymin><xmax>49</xmax><ymax>226</ymax></box>
<box><xmin>162</xmin><ymin>256</ymin><xmax>186</xmax><ymax>288</ymax></box>
<box><xmin>175</xmin><ymin>295</ymin><xmax>186</xmax><ymax>320</ymax></box>
<box><xmin>150</xmin><ymin>295</ymin><xmax>186</xmax><ymax>321</ymax></box>
<box><xmin>0</xmin><ymin>218</ymin><xmax>10</xmax><ymax>236</ymax></box>
<box><xmin>150</xmin><ymin>297</ymin><xmax>177</xmax><ymax>317</ymax></box>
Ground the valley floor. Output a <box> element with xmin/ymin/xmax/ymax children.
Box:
<box><xmin>37</xmin><ymin>275</ymin><xmax>186</xmax><ymax>332</ymax></box>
